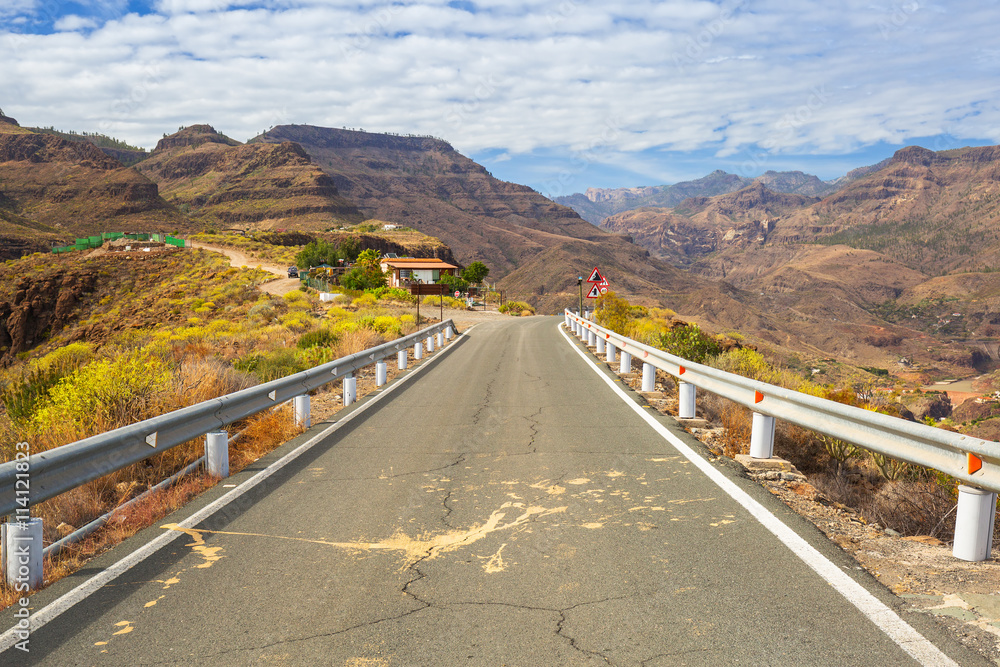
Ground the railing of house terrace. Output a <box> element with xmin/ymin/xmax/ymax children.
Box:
<box><xmin>0</xmin><ymin>320</ymin><xmax>456</xmax><ymax>590</ymax></box>
<box><xmin>564</xmin><ymin>309</ymin><xmax>1000</xmax><ymax>563</ymax></box>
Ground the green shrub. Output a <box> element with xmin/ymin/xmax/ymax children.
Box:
<box><xmin>297</xmin><ymin>328</ymin><xmax>340</xmax><ymax>349</ymax></box>
<box><xmin>33</xmin><ymin>350</ymin><xmax>172</xmax><ymax>430</ymax></box>
<box><xmin>234</xmin><ymin>349</ymin><xmax>307</xmax><ymax>382</ymax></box>
<box><xmin>658</xmin><ymin>324</ymin><xmax>722</xmax><ymax>363</ymax></box>
<box><xmin>499</xmin><ymin>301</ymin><xmax>533</xmax><ymax>315</ymax></box>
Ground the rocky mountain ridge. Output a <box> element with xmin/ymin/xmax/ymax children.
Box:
<box><xmin>0</xmin><ymin>127</ymin><xmax>187</xmax><ymax>257</ymax></box>
<box><xmin>557</xmin><ymin>169</ymin><xmax>844</xmax><ymax>224</ymax></box>
<box><xmin>136</xmin><ymin>125</ymin><xmax>363</xmax><ymax>228</ymax></box>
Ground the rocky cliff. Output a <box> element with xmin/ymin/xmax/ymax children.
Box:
<box><xmin>0</xmin><ymin>267</ymin><xmax>98</xmax><ymax>365</ymax></box>
<box><xmin>0</xmin><ymin>131</ymin><xmax>186</xmax><ymax>249</ymax></box>
<box><xmin>137</xmin><ymin>126</ymin><xmax>362</xmax><ymax>229</ymax></box>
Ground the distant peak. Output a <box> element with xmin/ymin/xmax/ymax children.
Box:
<box><xmin>154</xmin><ymin>124</ymin><xmax>241</xmax><ymax>152</ymax></box>
<box><xmin>255</xmin><ymin>124</ymin><xmax>455</xmax><ymax>153</ymax></box>
<box><xmin>0</xmin><ymin>112</ymin><xmax>19</xmax><ymax>127</ymax></box>
<box><xmin>889</xmin><ymin>145</ymin><xmax>940</xmax><ymax>167</ymax></box>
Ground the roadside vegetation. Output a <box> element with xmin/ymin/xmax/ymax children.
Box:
<box><xmin>592</xmin><ymin>291</ymin><xmax>961</xmax><ymax>541</ymax></box>
<box><xmin>0</xmin><ymin>246</ymin><xmax>460</xmax><ymax>609</ymax></box>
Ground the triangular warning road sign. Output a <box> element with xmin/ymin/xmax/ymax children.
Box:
<box><xmin>587</xmin><ymin>267</ymin><xmax>605</xmax><ymax>283</ymax></box>
<box><xmin>585</xmin><ymin>284</ymin><xmax>601</xmax><ymax>299</ymax></box>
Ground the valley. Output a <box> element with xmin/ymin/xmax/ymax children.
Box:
<box><xmin>3</xmin><ymin>109</ymin><xmax>1000</xmax><ymax>392</ymax></box>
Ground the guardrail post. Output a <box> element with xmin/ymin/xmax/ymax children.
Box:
<box><xmin>376</xmin><ymin>360</ymin><xmax>388</xmax><ymax>387</ymax></box>
<box><xmin>619</xmin><ymin>351</ymin><xmax>631</xmax><ymax>374</ymax></box>
<box><xmin>565</xmin><ymin>313</ymin><xmax>570</xmax><ymax>328</ymax></box>
<box><xmin>749</xmin><ymin>413</ymin><xmax>776</xmax><ymax>459</ymax></box>
<box><xmin>596</xmin><ymin>336</ymin><xmax>605</xmax><ymax>355</ymax></box>
<box><xmin>606</xmin><ymin>340</ymin><xmax>616</xmax><ymax>363</ymax></box>
<box><xmin>437</xmin><ymin>332</ymin><xmax>444</xmax><ymax>348</ymax></box>
<box><xmin>642</xmin><ymin>363</ymin><xmax>655</xmax><ymax>392</ymax></box>
<box><xmin>588</xmin><ymin>330</ymin><xmax>597</xmax><ymax>347</ymax></box>
<box><xmin>445</xmin><ymin>326</ymin><xmax>454</xmax><ymax>340</ymax></box>
<box><xmin>678</xmin><ymin>381</ymin><xmax>696</xmax><ymax>419</ymax></box>
<box><xmin>2</xmin><ymin>517</ymin><xmax>43</xmax><ymax>591</ymax></box>
<box><xmin>953</xmin><ymin>486</ymin><xmax>997</xmax><ymax>561</ymax></box>
<box><xmin>414</xmin><ymin>340</ymin><xmax>423</xmax><ymax>360</ymax></box>
<box><xmin>205</xmin><ymin>430</ymin><xmax>230</xmax><ymax>478</ymax></box>
<box><xmin>426</xmin><ymin>335</ymin><xmax>434</xmax><ymax>353</ymax></box>
<box><xmin>344</xmin><ymin>374</ymin><xmax>357</xmax><ymax>406</ymax></box>
<box><xmin>398</xmin><ymin>349</ymin><xmax>408</xmax><ymax>370</ymax></box>
<box><xmin>293</xmin><ymin>395</ymin><xmax>310</xmax><ymax>429</ymax></box>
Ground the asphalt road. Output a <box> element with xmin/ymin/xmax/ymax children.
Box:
<box><xmin>1</xmin><ymin>317</ymin><xmax>987</xmax><ymax>665</ymax></box>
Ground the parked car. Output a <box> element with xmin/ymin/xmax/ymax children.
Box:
<box><xmin>287</xmin><ymin>266</ymin><xmax>299</xmax><ymax>278</ymax></box>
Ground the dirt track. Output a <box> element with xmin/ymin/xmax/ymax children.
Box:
<box><xmin>189</xmin><ymin>242</ymin><xmax>300</xmax><ymax>296</ymax></box>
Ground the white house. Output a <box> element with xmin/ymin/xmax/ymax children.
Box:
<box><xmin>380</xmin><ymin>258</ymin><xmax>459</xmax><ymax>287</ymax></box>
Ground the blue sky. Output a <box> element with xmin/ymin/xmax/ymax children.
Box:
<box><xmin>3</xmin><ymin>1</ymin><xmax>1000</xmax><ymax>199</ymax></box>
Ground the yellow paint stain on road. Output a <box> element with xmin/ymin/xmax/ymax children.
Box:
<box><xmin>144</xmin><ymin>595</ymin><xmax>166</xmax><ymax>608</ymax></box>
<box><xmin>565</xmin><ymin>478</ymin><xmax>591</xmax><ymax>485</ymax></box>
<box><xmin>112</xmin><ymin>621</ymin><xmax>134</xmax><ymax>636</ymax></box>
<box><xmin>530</xmin><ymin>480</ymin><xmax>566</xmax><ymax>495</ymax></box>
<box><xmin>605</xmin><ymin>470</ymin><xmax>625</xmax><ymax>478</ymax></box>
<box><xmin>482</xmin><ymin>543</ymin><xmax>507</xmax><ymax>573</ymax></box>
<box><xmin>94</xmin><ymin>641</ymin><xmax>108</xmax><ymax>646</ymax></box>
<box><xmin>710</xmin><ymin>520</ymin><xmax>736</xmax><ymax>527</ymax></box>
<box><xmin>161</xmin><ymin>576</ymin><xmax>180</xmax><ymax>590</ymax></box>
<box><xmin>581</xmin><ymin>522</ymin><xmax>603</xmax><ymax>529</ymax></box>
<box><xmin>667</xmin><ymin>498</ymin><xmax>715</xmax><ymax>505</ymax></box>
<box><xmin>163</xmin><ymin>504</ymin><xmax>566</xmax><ymax>569</ymax></box>
<box><xmin>161</xmin><ymin>524</ymin><xmax>224</xmax><ymax>569</ymax></box>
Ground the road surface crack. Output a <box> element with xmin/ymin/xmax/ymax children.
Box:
<box><xmin>442</xmin><ymin>488</ymin><xmax>455</xmax><ymax>528</ymax></box>
<box><xmin>524</xmin><ymin>406</ymin><xmax>543</xmax><ymax>454</ymax></box>
<box><xmin>471</xmin><ymin>350</ymin><xmax>505</xmax><ymax>426</ymax></box>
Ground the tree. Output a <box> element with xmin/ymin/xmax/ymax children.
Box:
<box><xmin>340</xmin><ymin>248</ymin><xmax>388</xmax><ymax>290</ymax></box>
<box><xmin>462</xmin><ymin>261</ymin><xmax>490</xmax><ymax>286</ymax></box>
<box><xmin>296</xmin><ymin>237</ymin><xmax>361</xmax><ymax>269</ymax></box>
<box><xmin>440</xmin><ymin>273</ymin><xmax>469</xmax><ymax>293</ymax></box>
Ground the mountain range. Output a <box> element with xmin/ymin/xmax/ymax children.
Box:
<box><xmin>3</xmin><ymin>107</ymin><xmax>1000</xmax><ymax>380</ymax></box>
<box><xmin>553</xmin><ymin>167</ymin><xmax>888</xmax><ymax>224</ymax></box>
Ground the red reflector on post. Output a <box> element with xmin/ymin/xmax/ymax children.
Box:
<box><xmin>679</xmin><ymin>366</ymin><xmax>686</xmax><ymax>375</ymax></box>
<box><xmin>755</xmin><ymin>391</ymin><xmax>764</xmax><ymax>404</ymax></box>
<box><xmin>969</xmin><ymin>453</ymin><xmax>983</xmax><ymax>475</ymax></box>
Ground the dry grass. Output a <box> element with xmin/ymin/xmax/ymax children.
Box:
<box><xmin>230</xmin><ymin>405</ymin><xmax>303</xmax><ymax>471</ymax></box>
<box><xmin>719</xmin><ymin>400</ymin><xmax>752</xmax><ymax>458</ymax></box>
<box><xmin>333</xmin><ymin>328</ymin><xmax>386</xmax><ymax>358</ymax></box>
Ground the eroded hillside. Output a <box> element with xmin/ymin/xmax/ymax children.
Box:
<box><xmin>0</xmin><ymin>122</ymin><xmax>186</xmax><ymax>256</ymax></box>
<box><xmin>136</xmin><ymin>125</ymin><xmax>363</xmax><ymax>229</ymax></box>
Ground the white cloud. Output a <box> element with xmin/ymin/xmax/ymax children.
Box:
<box><xmin>1</xmin><ymin>0</ymin><xmax>999</xmax><ymax>189</ymax></box>
<box><xmin>0</xmin><ymin>0</ymin><xmax>37</xmax><ymax>19</ymax></box>
<box><xmin>53</xmin><ymin>15</ymin><xmax>99</xmax><ymax>31</ymax></box>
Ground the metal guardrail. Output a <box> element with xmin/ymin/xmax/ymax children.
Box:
<box><xmin>565</xmin><ymin>310</ymin><xmax>1000</xmax><ymax>494</ymax></box>
<box><xmin>0</xmin><ymin>320</ymin><xmax>454</xmax><ymax>518</ymax></box>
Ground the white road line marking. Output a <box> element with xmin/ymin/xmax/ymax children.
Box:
<box><xmin>0</xmin><ymin>325</ymin><xmax>474</xmax><ymax>654</ymax></box>
<box><xmin>559</xmin><ymin>323</ymin><xmax>957</xmax><ymax>667</ymax></box>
